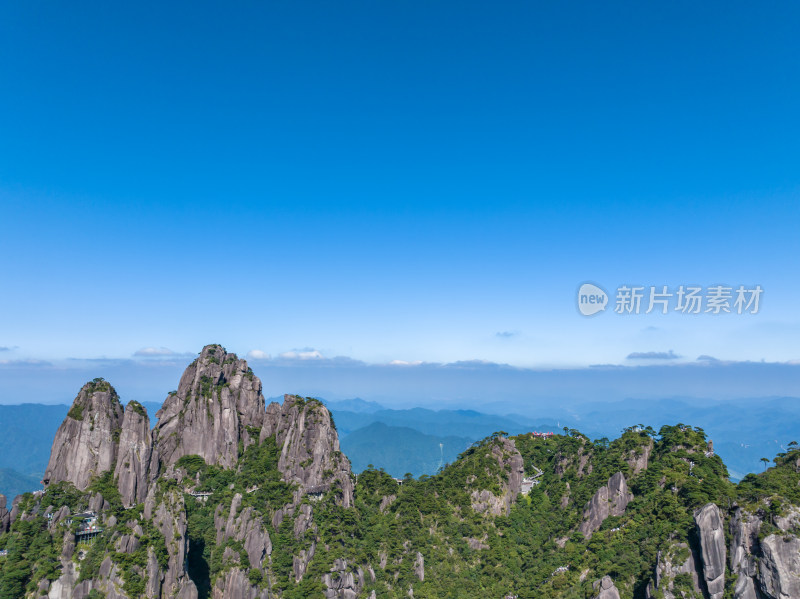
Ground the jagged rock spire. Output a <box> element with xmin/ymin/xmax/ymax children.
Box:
<box><xmin>151</xmin><ymin>344</ymin><xmax>265</xmax><ymax>472</ymax></box>
<box><xmin>43</xmin><ymin>378</ymin><xmax>124</xmax><ymax>490</ymax></box>
<box><xmin>114</xmin><ymin>400</ymin><xmax>152</xmax><ymax>508</ymax></box>
<box><xmin>262</xmin><ymin>394</ymin><xmax>354</xmax><ymax>507</ymax></box>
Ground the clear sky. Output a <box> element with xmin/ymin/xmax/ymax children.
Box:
<box><xmin>1</xmin><ymin>1</ymin><xmax>799</xmax><ymax>400</ymax></box>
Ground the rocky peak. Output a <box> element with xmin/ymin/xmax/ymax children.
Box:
<box><xmin>261</xmin><ymin>394</ymin><xmax>354</xmax><ymax>507</ymax></box>
<box><xmin>114</xmin><ymin>400</ymin><xmax>152</xmax><ymax>508</ymax></box>
<box><xmin>43</xmin><ymin>378</ymin><xmax>124</xmax><ymax>490</ymax></box>
<box><xmin>469</xmin><ymin>436</ymin><xmax>524</xmax><ymax>517</ymax></box>
<box><xmin>152</xmin><ymin>344</ymin><xmax>265</xmax><ymax>472</ymax></box>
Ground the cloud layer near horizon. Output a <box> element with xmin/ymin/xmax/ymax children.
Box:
<box><xmin>1</xmin><ymin>349</ymin><xmax>799</xmax><ymax>415</ymax></box>
<box><xmin>627</xmin><ymin>350</ymin><xmax>682</xmax><ymax>360</ymax></box>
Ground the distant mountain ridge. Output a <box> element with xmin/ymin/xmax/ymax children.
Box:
<box><xmin>1</xmin><ymin>392</ymin><xmax>797</xmax><ymax>498</ymax></box>
<box><xmin>0</xmin><ymin>469</ymin><xmax>41</xmax><ymax>501</ymax></box>
<box><xmin>340</xmin><ymin>422</ymin><xmax>473</xmax><ymax>478</ymax></box>
<box><xmin>0</xmin><ymin>404</ymin><xmax>70</xmax><ymax>478</ymax></box>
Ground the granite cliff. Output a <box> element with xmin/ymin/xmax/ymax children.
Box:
<box><xmin>152</xmin><ymin>345</ymin><xmax>265</xmax><ymax>472</ymax></box>
<box><xmin>42</xmin><ymin>379</ymin><xmax>124</xmax><ymax>490</ymax></box>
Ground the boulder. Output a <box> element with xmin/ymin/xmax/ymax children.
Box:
<box><xmin>593</xmin><ymin>575</ymin><xmax>621</xmax><ymax>599</ymax></box>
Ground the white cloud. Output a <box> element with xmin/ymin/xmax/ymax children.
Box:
<box><xmin>626</xmin><ymin>350</ymin><xmax>681</xmax><ymax>360</ymax></box>
<box><xmin>247</xmin><ymin>350</ymin><xmax>271</xmax><ymax>360</ymax></box>
<box><xmin>389</xmin><ymin>360</ymin><xmax>424</xmax><ymax>366</ymax></box>
<box><xmin>134</xmin><ymin>347</ymin><xmax>177</xmax><ymax>357</ymax></box>
<box><xmin>0</xmin><ymin>359</ymin><xmax>52</xmax><ymax>366</ymax></box>
<box><xmin>279</xmin><ymin>349</ymin><xmax>324</xmax><ymax>360</ymax></box>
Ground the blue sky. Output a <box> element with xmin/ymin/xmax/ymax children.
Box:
<box><xmin>1</xmin><ymin>2</ymin><xmax>799</xmax><ymax>404</ymax></box>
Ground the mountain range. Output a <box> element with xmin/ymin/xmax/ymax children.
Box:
<box><xmin>1</xmin><ymin>344</ymin><xmax>800</xmax><ymax>598</ymax></box>
<box><xmin>2</xmin><ymin>389</ymin><xmax>795</xmax><ymax>500</ymax></box>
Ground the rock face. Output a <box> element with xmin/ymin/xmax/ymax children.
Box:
<box><xmin>469</xmin><ymin>437</ymin><xmax>524</xmax><ymax>517</ymax></box>
<box><xmin>215</xmin><ymin>493</ymin><xmax>272</xmax><ymax>571</ymax></box>
<box><xmin>212</xmin><ymin>567</ymin><xmax>268</xmax><ymax>599</ymax></box>
<box><xmin>625</xmin><ymin>438</ymin><xmax>654</xmax><ymax>475</ymax></box>
<box><xmin>414</xmin><ymin>552</ymin><xmax>425</xmax><ymax>581</ymax></box>
<box><xmin>0</xmin><ymin>494</ymin><xmax>9</xmax><ymax>534</ymax></box>
<box><xmin>144</xmin><ymin>479</ymin><xmax>198</xmax><ymax>598</ymax></box>
<box><xmin>580</xmin><ymin>472</ymin><xmax>633</xmax><ymax>538</ymax></box>
<box><xmin>152</xmin><ymin>345</ymin><xmax>265</xmax><ymax>472</ymax></box>
<box><xmin>757</xmin><ymin>506</ymin><xmax>800</xmax><ymax>599</ymax></box>
<box><xmin>593</xmin><ymin>575</ymin><xmax>621</xmax><ymax>599</ymax></box>
<box><xmin>729</xmin><ymin>507</ymin><xmax>763</xmax><ymax>599</ymax></box>
<box><xmin>323</xmin><ymin>558</ymin><xmax>364</xmax><ymax>599</ymax></box>
<box><xmin>114</xmin><ymin>400</ymin><xmax>152</xmax><ymax>508</ymax></box>
<box><xmin>43</xmin><ymin>379</ymin><xmax>124</xmax><ymax>490</ymax></box>
<box><xmin>8</xmin><ymin>495</ymin><xmax>21</xmax><ymax>527</ymax></box>
<box><xmin>695</xmin><ymin>503</ymin><xmax>726</xmax><ymax>599</ymax></box>
<box><xmin>645</xmin><ymin>541</ymin><xmax>702</xmax><ymax>599</ymax></box>
<box><xmin>262</xmin><ymin>394</ymin><xmax>354</xmax><ymax>507</ymax></box>
<box><xmin>759</xmin><ymin>534</ymin><xmax>800</xmax><ymax>599</ymax></box>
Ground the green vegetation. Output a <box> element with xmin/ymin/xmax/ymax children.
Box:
<box><xmin>67</xmin><ymin>403</ymin><xmax>85</xmax><ymax>421</ymax></box>
<box><xmin>182</xmin><ymin>436</ymin><xmax>297</xmax><ymax>597</ymax></box>
<box><xmin>200</xmin><ymin>376</ymin><xmax>213</xmax><ymax>400</ymax></box>
<box><xmin>0</xmin><ymin>514</ymin><xmax>61</xmax><ymax>596</ymax></box>
<box><xmin>738</xmin><ymin>447</ymin><xmax>800</xmax><ymax>507</ymax></box>
<box><xmin>127</xmin><ymin>400</ymin><xmax>147</xmax><ymax>418</ymax></box>
<box><xmin>176</xmin><ymin>454</ymin><xmax>207</xmax><ymax>478</ymax></box>
<box><xmin>3</xmin><ymin>423</ymin><xmax>800</xmax><ymax>598</ymax></box>
<box><xmin>88</xmin><ymin>378</ymin><xmax>112</xmax><ymax>393</ymax></box>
